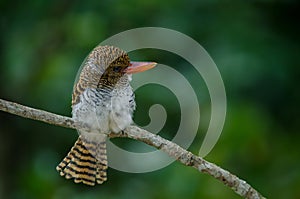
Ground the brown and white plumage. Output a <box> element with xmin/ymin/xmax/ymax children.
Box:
<box><xmin>56</xmin><ymin>45</ymin><xmax>156</xmax><ymax>186</ymax></box>
<box><xmin>56</xmin><ymin>135</ymin><xmax>107</xmax><ymax>185</ymax></box>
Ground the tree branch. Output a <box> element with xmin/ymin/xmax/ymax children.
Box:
<box><xmin>0</xmin><ymin>98</ymin><xmax>266</xmax><ymax>199</ymax></box>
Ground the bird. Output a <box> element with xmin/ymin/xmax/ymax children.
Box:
<box><xmin>56</xmin><ymin>45</ymin><xmax>156</xmax><ymax>186</ymax></box>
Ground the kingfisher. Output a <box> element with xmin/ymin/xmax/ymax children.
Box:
<box><xmin>56</xmin><ymin>45</ymin><xmax>156</xmax><ymax>186</ymax></box>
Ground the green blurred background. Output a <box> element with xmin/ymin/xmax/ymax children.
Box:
<box><xmin>0</xmin><ymin>0</ymin><xmax>299</xmax><ymax>198</ymax></box>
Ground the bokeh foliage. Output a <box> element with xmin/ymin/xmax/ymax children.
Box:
<box><xmin>0</xmin><ymin>0</ymin><xmax>299</xmax><ymax>198</ymax></box>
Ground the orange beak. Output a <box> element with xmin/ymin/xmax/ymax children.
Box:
<box><xmin>125</xmin><ymin>62</ymin><xmax>157</xmax><ymax>74</ymax></box>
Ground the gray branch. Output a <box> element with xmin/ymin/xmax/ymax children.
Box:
<box><xmin>0</xmin><ymin>98</ymin><xmax>266</xmax><ymax>199</ymax></box>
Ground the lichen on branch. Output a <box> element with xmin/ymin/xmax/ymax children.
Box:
<box><xmin>0</xmin><ymin>98</ymin><xmax>265</xmax><ymax>199</ymax></box>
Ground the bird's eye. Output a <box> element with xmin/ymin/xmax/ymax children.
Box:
<box><xmin>113</xmin><ymin>66</ymin><xmax>122</xmax><ymax>72</ymax></box>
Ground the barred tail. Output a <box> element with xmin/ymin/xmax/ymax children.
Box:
<box><xmin>56</xmin><ymin>135</ymin><xmax>108</xmax><ymax>186</ymax></box>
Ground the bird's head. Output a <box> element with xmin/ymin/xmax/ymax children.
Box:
<box><xmin>89</xmin><ymin>45</ymin><xmax>156</xmax><ymax>88</ymax></box>
<box><xmin>73</xmin><ymin>45</ymin><xmax>156</xmax><ymax>105</ymax></box>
